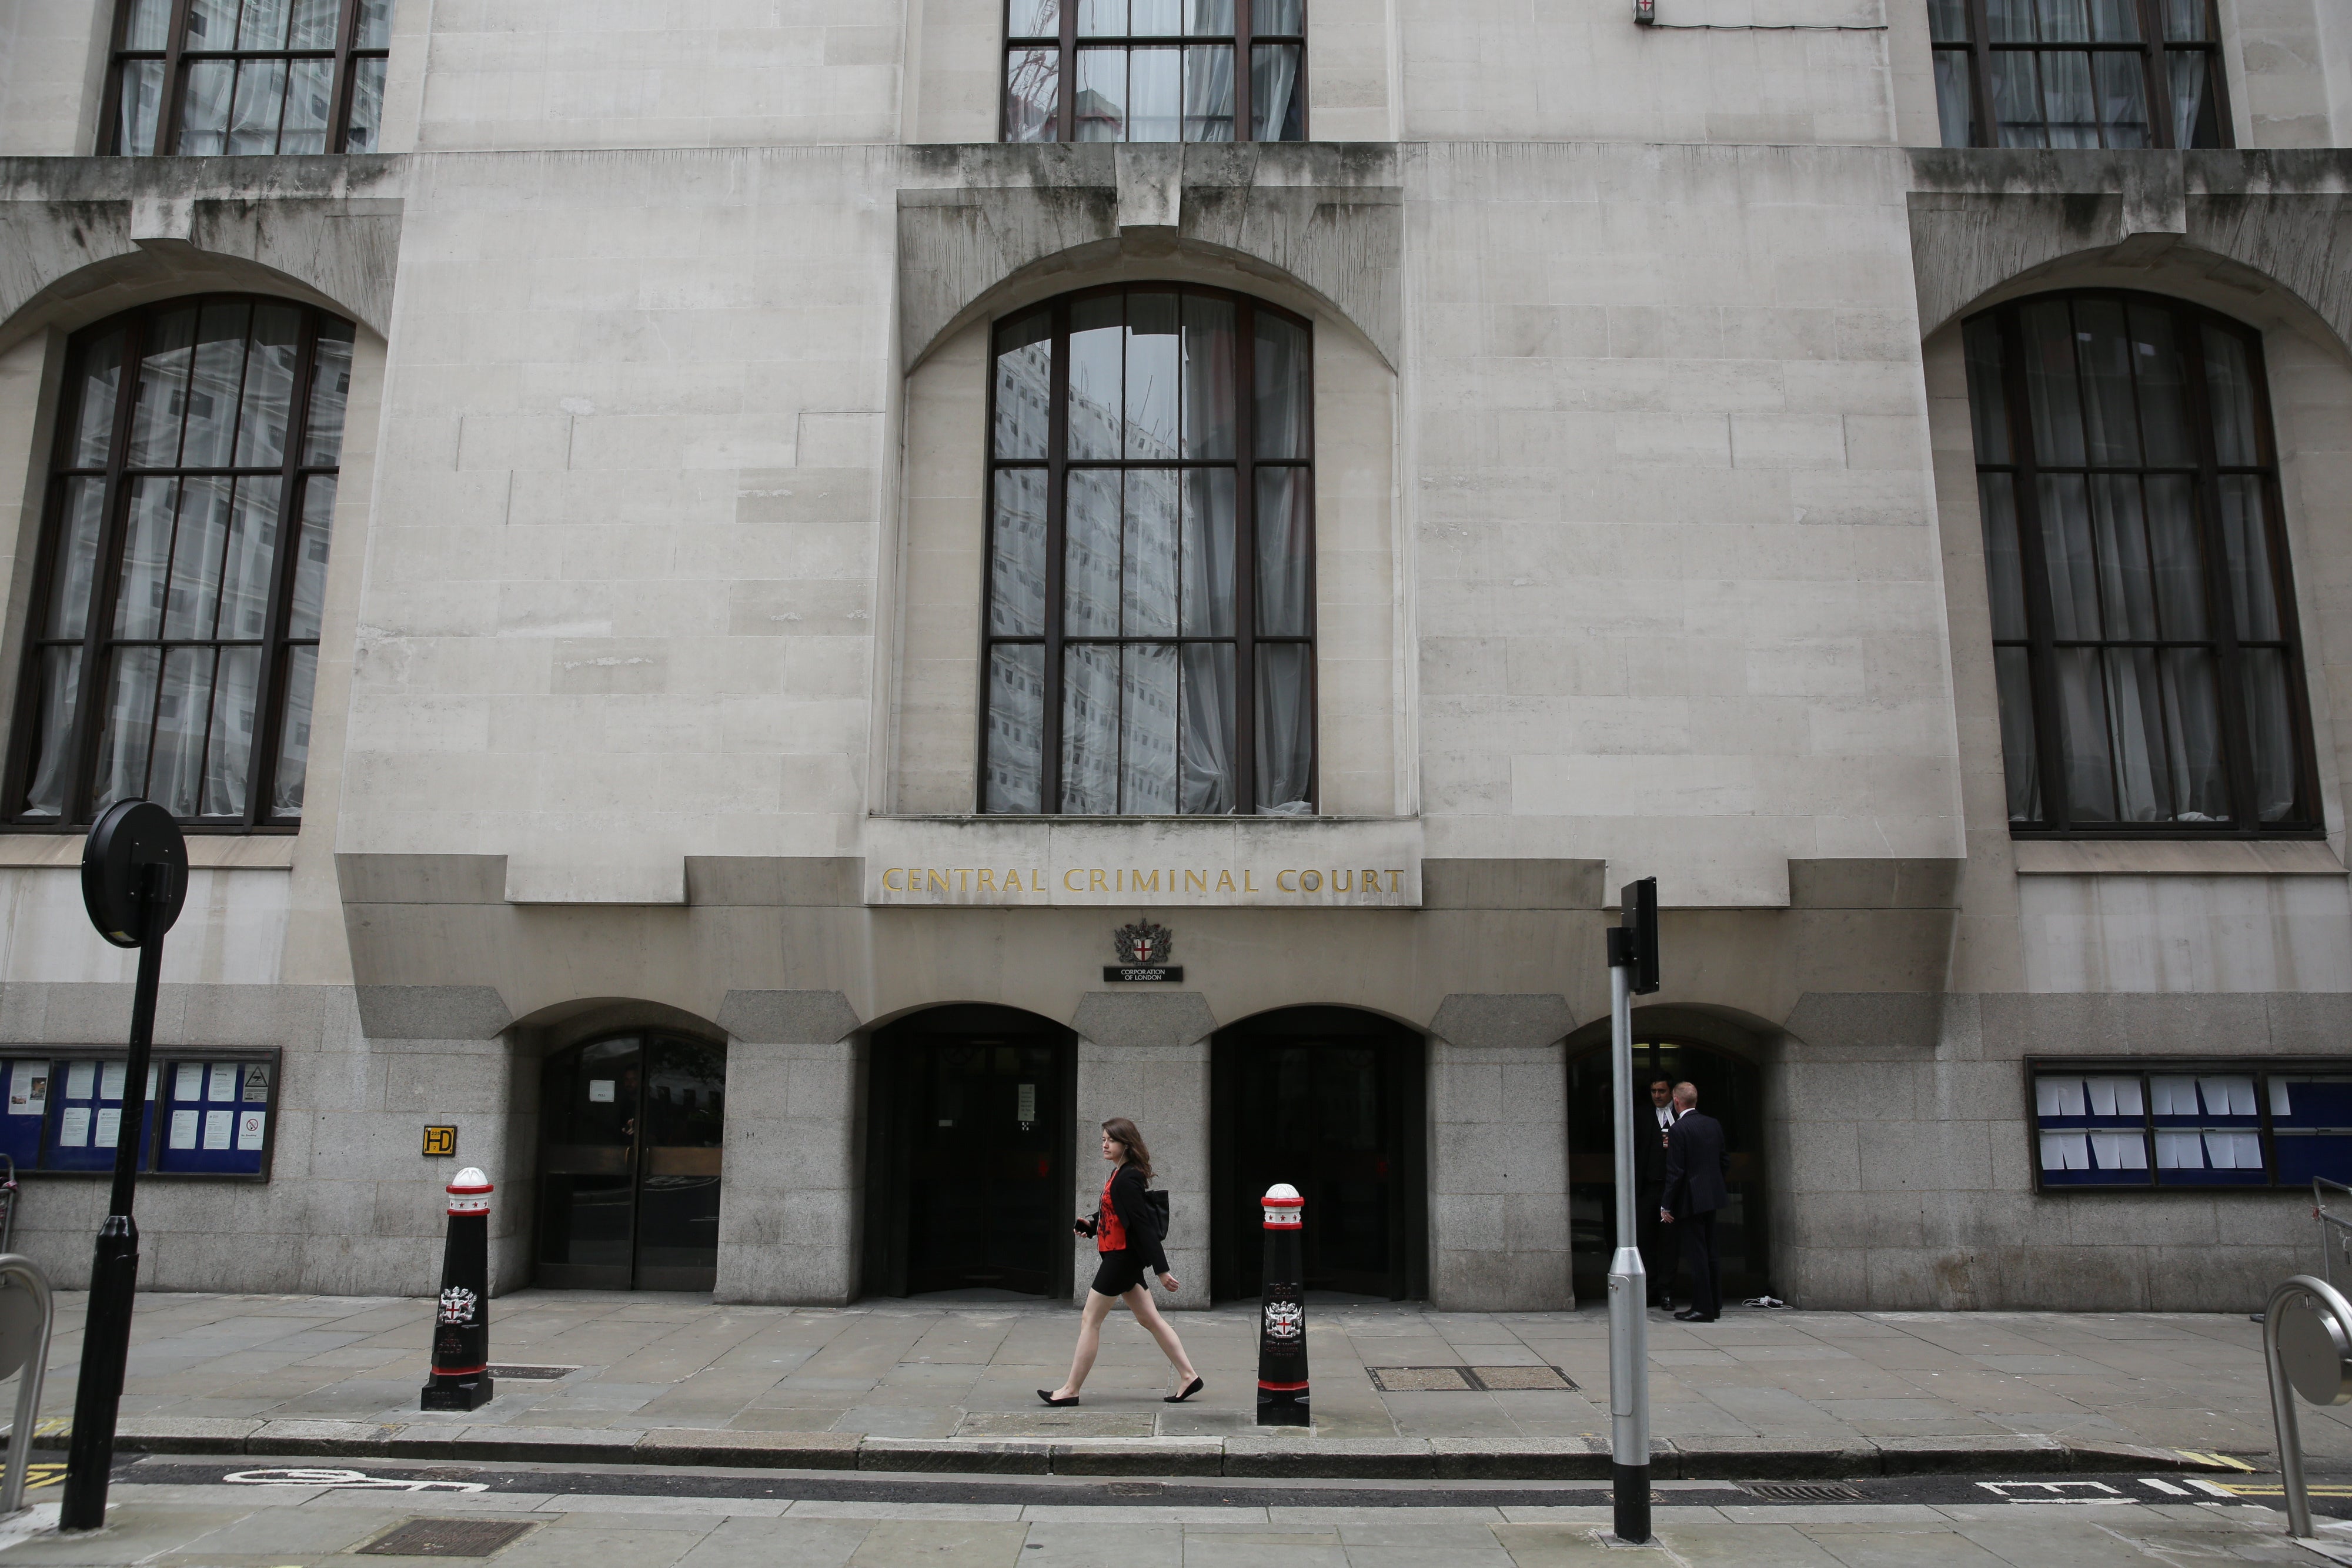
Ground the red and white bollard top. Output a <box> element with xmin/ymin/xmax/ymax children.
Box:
<box><xmin>446</xmin><ymin>1167</ymin><xmax>492</xmax><ymax>1216</ymax></box>
<box><xmin>1261</xmin><ymin>1182</ymin><xmax>1302</xmax><ymax>1229</ymax></box>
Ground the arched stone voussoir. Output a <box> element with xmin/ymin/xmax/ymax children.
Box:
<box><xmin>896</xmin><ymin>141</ymin><xmax>1402</xmax><ymax>373</ymax></box>
<box><xmin>0</xmin><ymin>154</ymin><xmax>403</xmax><ymax>353</ymax></box>
<box><xmin>1906</xmin><ymin>148</ymin><xmax>2352</xmax><ymax>354</ymax></box>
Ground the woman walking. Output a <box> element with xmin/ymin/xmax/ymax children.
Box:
<box><xmin>1039</xmin><ymin>1118</ymin><xmax>1204</xmax><ymax>1406</ymax></box>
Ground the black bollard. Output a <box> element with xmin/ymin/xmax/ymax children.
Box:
<box><xmin>420</xmin><ymin>1168</ymin><xmax>496</xmax><ymax>1412</ymax></box>
<box><xmin>1257</xmin><ymin>1183</ymin><xmax>1308</xmax><ymax>1426</ymax></box>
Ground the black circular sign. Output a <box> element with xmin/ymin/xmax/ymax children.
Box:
<box><xmin>81</xmin><ymin>800</ymin><xmax>188</xmax><ymax>949</ymax></box>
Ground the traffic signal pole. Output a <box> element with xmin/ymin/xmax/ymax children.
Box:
<box><xmin>1605</xmin><ymin>877</ymin><xmax>1660</xmax><ymax>1544</ymax></box>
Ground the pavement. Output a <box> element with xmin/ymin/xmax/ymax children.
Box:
<box><xmin>2</xmin><ymin>1290</ymin><xmax>2341</xmax><ymax>1481</ymax></box>
<box><xmin>0</xmin><ymin>1461</ymin><xmax>2348</xmax><ymax>1568</ymax></box>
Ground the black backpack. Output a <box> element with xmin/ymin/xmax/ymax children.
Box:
<box><xmin>1143</xmin><ymin>1188</ymin><xmax>1170</xmax><ymax>1243</ymax></box>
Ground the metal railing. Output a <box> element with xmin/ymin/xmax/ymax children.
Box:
<box><xmin>2312</xmin><ymin>1178</ymin><xmax>2352</xmax><ymax>1289</ymax></box>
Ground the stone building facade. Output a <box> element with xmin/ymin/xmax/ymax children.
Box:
<box><xmin>0</xmin><ymin>0</ymin><xmax>2346</xmax><ymax>1313</ymax></box>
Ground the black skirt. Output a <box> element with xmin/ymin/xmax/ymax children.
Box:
<box><xmin>1090</xmin><ymin>1248</ymin><xmax>1151</xmax><ymax>1297</ymax></box>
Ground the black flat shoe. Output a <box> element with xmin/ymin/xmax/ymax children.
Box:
<box><xmin>1037</xmin><ymin>1389</ymin><xmax>1080</xmax><ymax>1406</ymax></box>
<box><xmin>1673</xmin><ymin>1309</ymin><xmax>1702</xmax><ymax>1321</ymax></box>
<box><xmin>1164</xmin><ymin>1377</ymin><xmax>1205</xmax><ymax>1403</ymax></box>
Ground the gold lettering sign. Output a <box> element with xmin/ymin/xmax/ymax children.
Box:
<box><xmin>875</xmin><ymin>867</ymin><xmax>1405</xmax><ymax>903</ymax></box>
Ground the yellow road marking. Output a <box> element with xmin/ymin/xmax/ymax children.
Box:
<box><xmin>22</xmin><ymin>1464</ymin><xmax>64</xmax><ymax>1491</ymax></box>
<box><xmin>2212</xmin><ymin>1482</ymin><xmax>2352</xmax><ymax>1498</ymax></box>
<box><xmin>2174</xmin><ymin>1450</ymin><xmax>2257</xmax><ymax>1472</ymax></box>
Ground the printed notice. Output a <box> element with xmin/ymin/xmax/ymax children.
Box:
<box><xmin>169</xmin><ymin>1109</ymin><xmax>198</xmax><ymax>1150</ymax></box>
<box><xmin>243</xmin><ymin>1065</ymin><xmax>269</xmax><ymax>1103</ymax></box>
<box><xmin>209</xmin><ymin>1064</ymin><xmax>237</xmax><ymax>1102</ymax></box>
<box><xmin>9</xmin><ymin>1062</ymin><xmax>45</xmax><ymax>1116</ymax></box>
<box><xmin>100</xmin><ymin>1061</ymin><xmax>126</xmax><ymax>1101</ymax></box>
<box><xmin>94</xmin><ymin>1107</ymin><xmax>120</xmax><ymax>1148</ymax></box>
<box><xmin>588</xmin><ymin>1079</ymin><xmax>616</xmax><ymax>1103</ymax></box>
<box><xmin>237</xmin><ymin>1112</ymin><xmax>266</xmax><ymax>1151</ymax></box>
<box><xmin>66</xmin><ymin>1062</ymin><xmax>94</xmax><ymax>1101</ymax></box>
<box><xmin>59</xmin><ymin>1106</ymin><xmax>89</xmax><ymax>1148</ymax></box>
<box><xmin>203</xmin><ymin>1111</ymin><xmax>232</xmax><ymax>1150</ymax></box>
<box><xmin>175</xmin><ymin>1064</ymin><xmax>203</xmax><ymax>1102</ymax></box>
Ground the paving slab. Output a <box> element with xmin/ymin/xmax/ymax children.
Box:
<box><xmin>0</xmin><ymin>1290</ymin><xmax>2328</xmax><ymax>1479</ymax></box>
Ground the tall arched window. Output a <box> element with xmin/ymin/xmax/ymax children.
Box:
<box><xmin>8</xmin><ymin>297</ymin><xmax>354</xmax><ymax>829</ymax></box>
<box><xmin>1963</xmin><ymin>291</ymin><xmax>2316</xmax><ymax>836</ymax></box>
<box><xmin>1003</xmin><ymin>0</ymin><xmax>1304</xmax><ymax>143</ymax></box>
<box><xmin>983</xmin><ymin>286</ymin><xmax>1314</xmax><ymax>815</ymax></box>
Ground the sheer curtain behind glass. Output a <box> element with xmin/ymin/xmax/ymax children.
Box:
<box><xmin>12</xmin><ymin>298</ymin><xmax>350</xmax><ymax>827</ymax></box>
<box><xmin>109</xmin><ymin>0</ymin><xmax>392</xmax><ymax>156</ymax></box>
<box><xmin>1962</xmin><ymin>292</ymin><xmax>2310</xmax><ymax>835</ymax></box>
<box><xmin>1929</xmin><ymin>0</ymin><xmax>2227</xmax><ymax>150</ymax></box>
<box><xmin>1004</xmin><ymin>0</ymin><xmax>1303</xmax><ymax>142</ymax></box>
<box><xmin>984</xmin><ymin>287</ymin><xmax>1313</xmax><ymax>814</ymax></box>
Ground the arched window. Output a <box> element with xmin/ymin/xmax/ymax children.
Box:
<box><xmin>983</xmin><ymin>286</ymin><xmax>1314</xmax><ymax>815</ymax></box>
<box><xmin>8</xmin><ymin>297</ymin><xmax>355</xmax><ymax>828</ymax></box>
<box><xmin>1963</xmin><ymin>292</ymin><xmax>2315</xmax><ymax>835</ymax></box>
<box><xmin>1928</xmin><ymin>0</ymin><xmax>2227</xmax><ymax>150</ymax></box>
<box><xmin>105</xmin><ymin>0</ymin><xmax>393</xmax><ymax>156</ymax></box>
<box><xmin>1003</xmin><ymin>0</ymin><xmax>1304</xmax><ymax>143</ymax></box>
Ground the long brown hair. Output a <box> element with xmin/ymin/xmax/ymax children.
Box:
<box><xmin>1102</xmin><ymin>1117</ymin><xmax>1154</xmax><ymax>1182</ymax></box>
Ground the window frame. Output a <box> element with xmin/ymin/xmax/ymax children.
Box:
<box><xmin>1968</xmin><ymin>289</ymin><xmax>2320</xmax><ymax>840</ymax></box>
<box><xmin>3</xmin><ymin>295</ymin><xmax>347</xmax><ymax>834</ymax></box>
<box><xmin>978</xmin><ymin>283</ymin><xmax>1318</xmax><ymax>817</ymax></box>
<box><xmin>0</xmin><ymin>1047</ymin><xmax>282</xmax><ymax>1183</ymax></box>
<box><xmin>98</xmin><ymin>0</ymin><xmax>392</xmax><ymax>157</ymax></box>
<box><xmin>1930</xmin><ymin>0</ymin><xmax>2230</xmax><ymax>150</ymax></box>
<box><xmin>1001</xmin><ymin>0</ymin><xmax>1307</xmax><ymax>144</ymax></box>
<box><xmin>2025</xmin><ymin>1057</ymin><xmax>2352</xmax><ymax>1195</ymax></box>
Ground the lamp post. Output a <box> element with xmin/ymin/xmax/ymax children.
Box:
<box><xmin>60</xmin><ymin>801</ymin><xmax>186</xmax><ymax>1532</ymax></box>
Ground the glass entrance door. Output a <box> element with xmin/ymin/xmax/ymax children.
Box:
<box><xmin>536</xmin><ymin>1033</ymin><xmax>726</xmax><ymax>1291</ymax></box>
<box><xmin>1211</xmin><ymin>1008</ymin><xmax>1427</xmax><ymax>1300</ymax></box>
<box><xmin>864</xmin><ymin>1007</ymin><xmax>1077</xmax><ymax>1299</ymax></box>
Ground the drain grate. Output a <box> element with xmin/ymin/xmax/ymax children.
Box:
<box><xmin>359</xmin><ymin>1519</ymin><xmax>534</xmax><ymax>1557</ymax></box>
<box><xmin>484</xmin><ymin>1365</ymin><xmax>576</xmax><ymax>1381</ymax></box>
<box><xmin>1739</xmin><ymin>1481</ymin><xmax>1866</xmax><ymax>1503</ymax></box>
<box><xmin>1366</xmin><ymin>1365</ymin><xmax>1579</xmax><ymax>1393</ymax></box>
<box><xmin>1107</xmin><ymin>1482</ymin><xmax>1165</xmax><ymax>1496</ymax></box>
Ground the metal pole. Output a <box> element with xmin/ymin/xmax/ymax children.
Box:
<box><xmin>1605</xmin><ymin>958</ymin><xmax>1650</xmax><ymax>1544</ymax></box>
<box><xmin>59</xmin><ymin>862</ymin><xmax>166</xmax><ymax>1531</ymax></box>
<box><xmin>2263</xmin><ymin>1277</ymin><xmax>2318</xmax><ymax>1540</ymax></box>
<box><xmin>0</xmin><ymin>1258</ymin><xmax>54</xmax><ymax>1517</ymax></box>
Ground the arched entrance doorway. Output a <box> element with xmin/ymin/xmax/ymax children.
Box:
<box><xmin>863</xmin><ymin>1006</ymin><xmax>1077</xmax><ymax>1299</ymax></box>
<box><xmin>1568</xmin><ymin>1037</ymin><xmax>1767</xmax><ymax>1304</ymax></box>
<box><xmin>1210</xmin><ymin>1008</ymin><xmax>1427</xmax><ymax>1301</ymax></box>
<box><xmin>535</xmin><ymin>1032</ymin><xmax>727</xmax><ymax>1290</ymax></box>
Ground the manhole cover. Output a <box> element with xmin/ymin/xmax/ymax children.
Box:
<box><xmin>485</xmin><ymin>1365</ymin><xmax>576</xmax><ymax>1381</ymax></box>
<box><xmin>359</xmin><ymin>1519</ymin><xmax>534</xmax><ymax>1557</ymax></box>
<box><xmin>1740</xmin><ymin>1481</ymin><xmax>1866</xmax><ymax>1503</ymax></box>
<box><xmin>1107</xmin><ymin>1482</ymin><xmax>1164</xmax><ymax>1496</ymax></box>
<box><xmin>1468</xmin><ymin>1365</ymin><xmax>1578</xmax><ymax>1392</ymax></box>
<box><xmin>1367</xmin><ymin>1366</ymin><xmax>1474</xmax><ymax>1392</ymax></box>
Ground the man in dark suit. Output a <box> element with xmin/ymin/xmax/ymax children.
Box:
<box><xmin>1659</xmin><ymin>1081</ymin><xmax>1729</xmax><ymax>1322</ymax></box>
<box><xmin>1635</xmin><ymin>1078</ymin><xmax>1678</xmax><ymax>1309</ymax></box>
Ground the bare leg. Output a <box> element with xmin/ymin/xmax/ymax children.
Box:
<box><xmin>1122</xmin><ymin>1285</ymin><xmax>1199</xmax><ymax>1389</ymax></box>
<box><xmin>1051</xmin><ymin>1290</ymin><xmax>1121</xmax><ymax>1399</ymax></box>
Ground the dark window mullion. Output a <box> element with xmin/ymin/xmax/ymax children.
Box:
<box><xmin>98</xmin><ymin>0</ymin><xmax>133</xmax><ymax>153</ymax></box>
<box><xmin>2240</xmin><ymin>320</ymin><xmax>2321</xmax><ymax>825</ymax></box>
<box><xmin>1964</xmin><ymin>0</ymin><xmax>1996</xmax><ymax>148</ymax></box>
<box><xmin>159</xmin><ymin>0</ymin><xmax>196</xmax><ymax>155</ymax></box>
<box><xmin>1235</xmin><ymin>300</ymin><xmax>1258</xmax><ymax>814</ymax></box>
<box><xmin>326</xmin><ymin>0</ymin><xmax>359</xmax><ymax>151</ymax></box>
<box><xmin>1235</xmin><ymin>0</ymin><xmax>1254</xmax><ymax>155</ymax></box>
<box><xmin>64</xmin><ymin>309</ymin><xmax>155</xmax><ymax>825</ymax></box>
<box><xmin>2173</xmin><ymin>307</ymin><xmax>2259</xmax><ymax>834</ymax></box>
<box><xmin>1995</xmin><ymin>306</ymin><xmax>2069</xmax><ymax>831</ymax></box>
<box><xmin>248</xmin><ymin>317</ymin><xmax>323</xmax><ymax>828</ymax></box>
<box><xmin>1057</xmin><ymin>0</ymin><xmax>1075</xmax><ymax>142</ymax></box>
<box><xmin>1041</xmin><ymin>298</ymin><xmax>1071</xmax><ymax>812</ymax></box>
<box><xmin>2139</xmin><ymin>0</ymin><xmax>2176</xmax><ymax>148</ymax></box>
